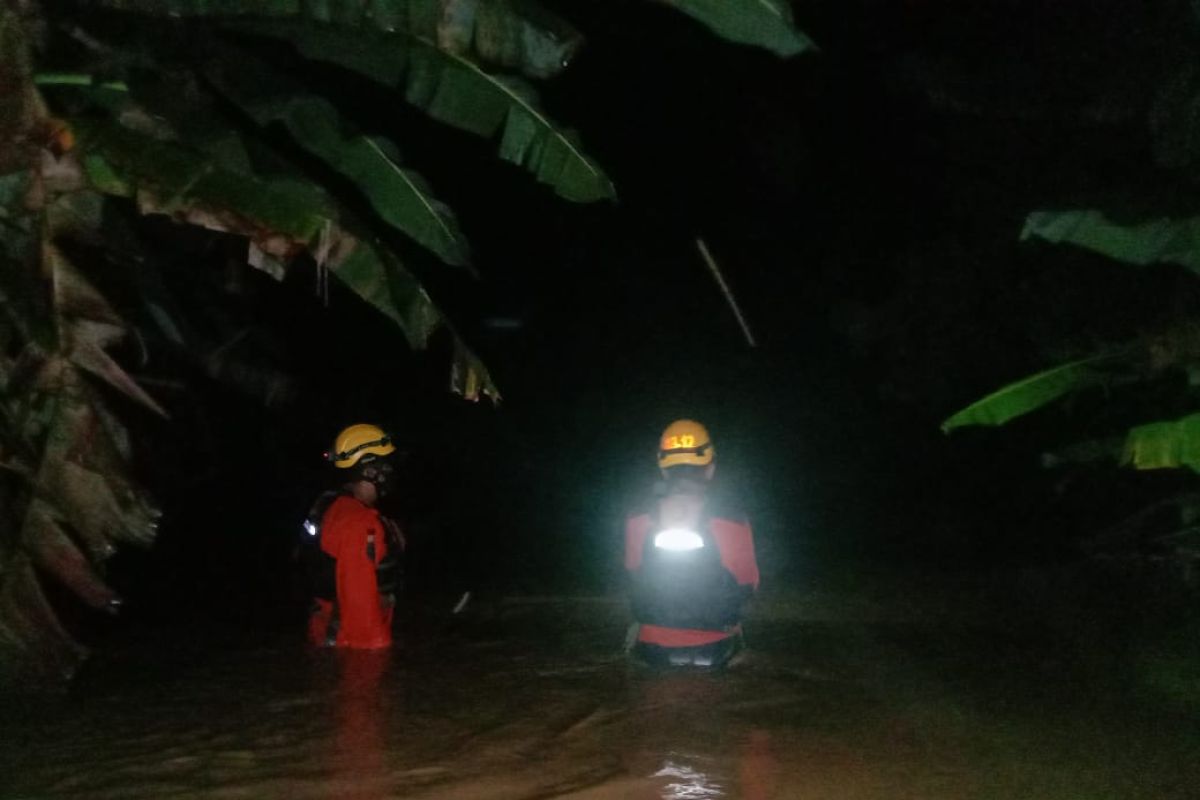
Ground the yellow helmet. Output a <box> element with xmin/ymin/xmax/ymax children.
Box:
<box><xmin>657</xmin><ymin>419</ymin><xmax>714</xmax><ymax>469</ymax></box>
<box><xmin>327</xmin><ymin>423</ymin><xmax>396</xmax><ymax>468</ymax></box>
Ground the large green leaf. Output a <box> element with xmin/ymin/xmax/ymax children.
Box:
<box><xmin>91</xmin><ymin>0</ymin><xmax>583</xmax><ymax>79</ymax></box>
<box><xmin>1022</xmin><ymin>209</ymin><xmax>1200</xmax><ymax>275</ymax></box>
<box><xmin>78</xmin><ymin>121</ymin><xmax>437</xmax><ymax>342</ymax></box>
<box><xmin>207</xmin><ymin>60</ymin><xmax>471</xmax><ymax>267</ymax></box>
<box><xmin>75</xmin><ymin>119</ymin><xmax>500</xmax><ymax>397</ymax></box>
<box><xmin>941</xmin><ymin>355</ymin><xmax>1118</xmax><ymax>432</ymax></box>
<box><xmin>657</xmin><ymin>0</ymin><xmax>816</xmax><ymax>57</ymax></box>
<box><xmin>238</xmin><ymin>20</ymin><xmax>615</xmax><ymax>203</ymax></box>
<box><xmin>1123</xmin><ymin>412</ymin><xmax>1200</xmax><ymax>473</ymax></box>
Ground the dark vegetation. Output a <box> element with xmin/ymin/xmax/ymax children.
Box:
<box><xmin>1</xmin><ymin>0</ymin><xmax>1198</xmax><ymax>708</ymax></box>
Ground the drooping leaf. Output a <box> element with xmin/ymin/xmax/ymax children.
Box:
<box><xmin>204</xmin><ymin>63</ymin><xmax>471</xmax><ymax>267</ymax></box>
<box><xmin>451</xmin><ymin>336</ymin><xmax>500</xmax><ymax>402</ymax></box>
<box><xmin>77</xmin><ymin>121</ymin><xmax>437</xmax><ymax>342</ymax></box>
<box><xmin>1</xmin><ymin>253</ymin><xmax>160</xmax><ymax>676</ymax></box>
<box><xmin>76</xmin><ymin>119</ymin><xmax>500</xmax><ymax>397</ymax></box>
<box><xmin>941</xmin><ymin>355</ymin><xmax>1119</xmax><ymax>433</ymax></box>
<box><xmin>0</xmin><ymin>560</ymin><xmax>87</xmax><ymax>675</ymax></box>
<box><xmin>1123</xmin><ymin>412</ymin><xmax>1200</xmax><ymax>472</ymax></box>
<box><xmin>327</xmin><ymin>236</ymin><xmax>445</xmax><ymax>347</ymax></box>
<box><xmin>2</xmin><ymin>2</ymin><xmax>168</xmax><ymax>680</ymax></box>
<box><xmin>90</xmin><ymin>0</ymin><xmax>583</xmax><ymax>79</ymax></box>
<box><xmin>656</xmin><ymin>0</ymin><xmax>816</xmax><ymax>57</ymax></box>
<box><xmin>238</xmin><ymin>20</ymin><xmax>615</xmax><ymax>202</ymax></box>
<box><xmin>1022</xmin><ymin>209</ymin><xmax>1200</xmax><ymax>275</ymax></box>
<box><xmin>23</xmin><ymin>498</ymin><xmax>118</xmax><ymax>610</ymax></box>
<box><xmin>11</xmin><ymin>284</ymin><xmax>162</xmax><ymax>559</ymax></box>
<box><xmin>45</xmin><ymin>246</ymin><xmax>169</xmax><ymax>417</ymax></box>
<box><xmin>440</xmin><ymin>0</ymin><xmax>583</xmax><ymax>79</ymax></box>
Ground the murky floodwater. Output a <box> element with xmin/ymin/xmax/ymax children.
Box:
<box><xmin>2</xmin><ymin>588</ymin><xmax>1198</xmax><ymax>799</ymax></box>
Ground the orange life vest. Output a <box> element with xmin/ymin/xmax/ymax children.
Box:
<box><xmin>625</xmin><ymin>500</ymin><xmax>758</xmax><ymax>648</ymax></box>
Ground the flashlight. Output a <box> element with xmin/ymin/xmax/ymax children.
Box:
<box><xmin>653</xmin><ymin>528</ymin><xmax>705</xmax><ymax>551</ymax></box>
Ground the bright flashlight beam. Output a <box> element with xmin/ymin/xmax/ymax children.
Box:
<box><xmin>654</xmin><ymin>528</ymin><xmax>705</xmax><ymax>551</ymax></box>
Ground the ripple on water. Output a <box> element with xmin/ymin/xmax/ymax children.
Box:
<box><xmin>4</xmin><ymin>597</ymin><xmax>1199</xmax><ymax>800</ymax></box>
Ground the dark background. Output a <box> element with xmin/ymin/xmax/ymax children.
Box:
<box><xmin>98</xmin><ymin>0</ymin><xmax>1198</xmax><ymax>631</ymax></box>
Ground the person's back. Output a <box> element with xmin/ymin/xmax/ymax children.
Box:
<box><xmin>624</xmin><ymin>421</ymin><xmax>758</xmax><ymax>668</ymax></box>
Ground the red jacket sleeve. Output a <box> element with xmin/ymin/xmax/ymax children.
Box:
<box><xmin>711</xmin><ymin>518</ymin><xmax>759</xmax><ymax>589</ymax></box>
<box><xmin>320</xmin><ymin>498</ymin><xmax>345</xmax><ymax>560</ymax></box>
<box><xmin>624</xmin><ymin>514</ymin><xmax>651</xmax><ymax>571</ymax></box>
<box><xmin>320</xmin><ymin>496</ymin><xmax>387</xmax><ymax>564</ymax></box>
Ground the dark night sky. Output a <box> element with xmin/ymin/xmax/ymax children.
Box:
<box><xmin>102</xmin><ymin>0</ymin><xmax>1199</xmax><ymax>626</ymax></box>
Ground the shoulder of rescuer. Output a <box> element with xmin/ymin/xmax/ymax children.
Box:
<box><xmin>623</xmin><ymin>500</ymin><xmax>758</xmax><ymax>589</ymax></box>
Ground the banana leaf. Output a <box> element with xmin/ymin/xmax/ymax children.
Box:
<box><xmin>1</xmin><ymin>242</ymin><xmax>160</xmax><ymax>676</ymax></box>
<box><xmin>236</xmin><ymin>20</ymin><xmax>614</xmax><ymax>203</ymax></box>
<box><xmin>439</xmin><ymin>0</ymin><xmax>582</xmax><ymax>79</ymax></box>
<box><xmin>23</xmin><ymin>497</ymin><xmax>118</xmax><ymax>609</ymax></box>
<box><xmin>1022</xmin><ymin>209</ymin><xmax>1200</xmax><ymax>275</ymax></box>
<box><xmin>78</xmin><ymin>121</ymin><xmax>432</xmax><ymax>339</ymax></box>
<box><xmin>2</xmin><ymin>0</ymin><xmax>168</xmax><ymax>681</ymax></box>
<box><xmin>75</xmin><ymin>119</ymin><xmax>500</xmax><ymax>397</ymax></box>
<box><xmin>1123</xmin><ymin>412</ymin><xmax>1200</xmax><ymax>473</ymax></box>
<box><xmin>204</xmin><ymin>62</ymin><xmax>471</xmax><ymax>267</ymax></box>
<box><xmin>89</xmin><ymin>0</ymin><xmax>582</xmax><ymax>79</ymax></box>
<box><xmin>941</xmin><ymin>355</ymin><xmax>1118</xmax><ymax>432</ymax></box>
<box><xmin>656</xmin><ymin>0</ymin><xmax>816</xmax><ymax>57</ymax></box>
<box><xmin>0</xmin><ymin>560</ymin><xmax>87</xmax><ymax>677</ymax></box>
<box><xmin>450</xmin><ymin>337</ymin><xmax>499</xmax><ymax>402</ymax></box>
<box><xmin>46</xmin><ymin>245</ymin><xmax>169</xmax><ymax>417</ymax></box>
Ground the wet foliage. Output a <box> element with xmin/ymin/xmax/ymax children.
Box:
<box><xmin>0</xmin><ymin>0</ymin><xmax>812</xmax><ymax>676</ymax></box>
<box><xmin>938</xmin><ymin>0</ymin><xmax>1200</xmax><ymax>568</ymax></box>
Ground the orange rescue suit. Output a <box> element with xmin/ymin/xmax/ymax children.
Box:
<box><xmin>320</xmin><ymin>495</ymin><xmax>394</xmax><ymax>649</ymax></box>
<box><xmin>625</xmin><ymin>509</ymin><xmax>759</xmax><ymax>648</ymax></box>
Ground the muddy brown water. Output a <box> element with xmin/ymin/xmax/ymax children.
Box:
<box><xmin>2</xmin><ymin>588</ymin><xmax>1197</xmax><ymax>799</ymax></box>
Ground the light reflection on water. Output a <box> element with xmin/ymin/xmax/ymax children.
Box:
<box><xmin>653</xmin><ymin>758</ymin><xmax>725</xmax><ymax>798</ymax></box>
<box><xmin>1</xmin><ymin>598</ymin><xmax>1197</xmax><ymax>799</ymax></box>
<box><xmin>330</xmin><ymin>650</ymin><xmax>391</xmax><ymax>800</ymax></box>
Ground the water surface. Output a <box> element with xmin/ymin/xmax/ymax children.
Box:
<box><xmin>3</xmin><ymin>588</ymin><xmax>1197</xmax><ymax>799</ymax></box>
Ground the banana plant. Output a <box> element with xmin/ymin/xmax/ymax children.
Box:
<box><xmin>89</xmin><ymin>0</ymin><xmax>816</xmax><ymax>65</ymax></box>
<box><xmin>0</xmin><ymin>125</ymin><xmax>160</xmax><ymax>679</ymax></box>
<box><xmin>941</xmin><ymin>354</ymin><xmax>1129</xmax><ymax>433</ymax></box>
<box><xmin>943</xmin><ymin>8</ymin><xmax>1200</xmax><ymax>478</ymax></box>
<box><xmin>90</xmin><ymin>0</ymin><xmax>588</xmax><ymax>79</ymax></box>
<box><xmin>2</xmin><ymin>0</ymin><xmax>815</xmax><ymax>676</ymax></box>
<box><xmin>657</xmin><ymin>0</ymin><xmax>815</xmax><ymax>57</ymax></box>
<box><xmin>942</xmin><ymin>210</ymin><xmax>1200</xmax><ymax>562</ymax></box>
<box><xmin>945</xmin><ymin>204</ymin><xmax>1200</xmax><ymax>467</ymax></box>
<box><xmin>1022</xmin><ymin>210</ymin><xmax>1200</xmax><ymax>277</ymax></box>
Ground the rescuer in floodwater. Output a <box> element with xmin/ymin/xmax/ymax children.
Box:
<box><xmin>624</xmin><ymin>420</ymin><xmax>759</xmax><ymax>668</ymax></box>
<box><xmin>302</xmin><ymin>424</ymin><xmax>404</xmax><ymax>649</ymax></box>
